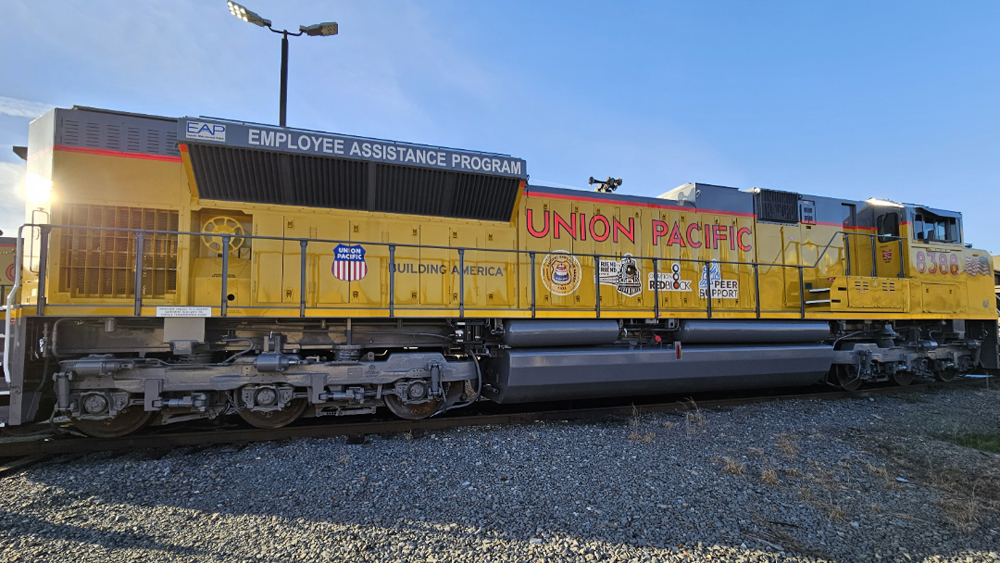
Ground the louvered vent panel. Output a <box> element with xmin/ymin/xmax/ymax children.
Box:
<box><xmin>126</xmin><ymin>127</ymin><xmax>142</xmax><ymax>152</ymax></box>
<box><xmin>106</xmin><ymin>124</ymin><xmax>121</xmax><ymax>151</ymax></box>
<box><xmin>451</xmin><ymin>172</ymin><xmax>520</xmax><ymax>221</ymax></box>
<box><xmin>375</xmin><ymin>164</ymin><xmax>448</xmax><ymax>216</ymax></box>
<box><xmin>57</xmin><ymin>204</ymin><xmax>179</xmax><ymax>299</ymax></box>
<box><xmin>145</xmin><ymin>129</ymin><xmax>160</xmax><ymax>154</ymax></box>
<box><xmin>84</xmin><ymin>122</ymin><xmax>100</xmax><ymax>148</ymax></box>
<box><xmin>755</xmin><ymin>189</ymin><xmax>799</xmax><ymax>223</ymax></box>
<box><xmin>165</xmin><ymin>130</ymin><xmax>179</xmax><ymax>157</ymax></box>
<box><xmin>62</xmin><ymin>119</ymin><xmax>79</xmax><ymax>145</ymax></box>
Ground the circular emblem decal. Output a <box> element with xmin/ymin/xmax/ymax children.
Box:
<box><xmin>541</xmin><ymin>250</ymin><xmax>581</xmax><ymax>295</ymax></box>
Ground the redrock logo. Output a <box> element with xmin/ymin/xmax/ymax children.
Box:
<box><xmin>185</xmin><ymin>121</ymin><xmax>226</xmax><ymax>142</ymax></box>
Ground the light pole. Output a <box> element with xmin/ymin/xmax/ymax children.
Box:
<box><xmin>227</xmin><ymin>1</ymin><xmax>338</xmax><ymax>127</ymax></box>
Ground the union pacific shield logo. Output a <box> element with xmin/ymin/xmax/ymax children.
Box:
<box><xmin>332</xmin><ymin>244</ymin><xmax>368</xmax><ymax>281</ymax></box>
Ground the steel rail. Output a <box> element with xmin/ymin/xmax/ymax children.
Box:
<box><xmin>0</xmin><ymin>379</ymin><xmax>983</xmax><ymax>461</ymax></box>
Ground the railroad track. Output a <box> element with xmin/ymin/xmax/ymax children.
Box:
<box><xmin>0</xmin><ymin>378</ymin><xmax>991</xmax><ymax>471</ymax></box>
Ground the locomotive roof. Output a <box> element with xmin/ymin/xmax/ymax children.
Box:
<box><xmin>32</xmin><ymin>106</ymin><xmax>962</xmax><ymax>225</ymax></box>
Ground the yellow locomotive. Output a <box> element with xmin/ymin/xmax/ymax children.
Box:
<box><xmin>1</xmin><ymin>106</ymin><xmax>996</xmax><ymax>436</ymax></box>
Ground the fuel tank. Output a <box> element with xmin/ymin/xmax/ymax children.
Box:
<box><xmin>485</xmin><ymin>343</ymin><xmax>834</xmax><ymax>403</ymax></box>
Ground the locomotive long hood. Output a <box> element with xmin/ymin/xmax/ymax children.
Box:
<box><xmin>178</xmin><ymin>117</ymin><xmax>527</xmax><ymax>222</ymax></box>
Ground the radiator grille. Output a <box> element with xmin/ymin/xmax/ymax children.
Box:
<box><xmin>755</xmin><ymin>189</ymin><xmax>799</xmax><ymax>223</ymax></box>
<box><xmin>188</xmin><ymin>144</ymin><xmax>521</xmax><ymax>222</ymax></box>
<box><xmin>57</xmin><ymin>204</ymin><xmax>179</xmax><ymax>299</ymax></box>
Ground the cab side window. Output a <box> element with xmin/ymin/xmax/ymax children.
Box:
<box><xmin>876</xmin><ymin>212</ymin><xmax>899</xmax><ymax>243</ymax></box>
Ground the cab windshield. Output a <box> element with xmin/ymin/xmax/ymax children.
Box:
<box><xmin>912</xmin><ymin>210</ymin><xmax>960</xmax><ymax>244</ymax></box>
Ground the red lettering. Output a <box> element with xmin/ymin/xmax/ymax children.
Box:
<box><xmin>666</xmin><ymin>222</ymin><xmax>686</xmax><ymax>247</ymax></box>
<box><xmin>590</xmin><ymin>215</ymin><xmax>610</xmax><ymax>242</ymax></box>
<box><xmin>552</xmin><ymin>211</ymin><xmax>576</xmax><ymax>240</ymax></box>
<box><xmin>686</xmin><ymin>223</ymin><xmax>702</xmax><ymax>248</ymax></box>
<box><xmin>652</xmin><ymin>219</ymin><xmax>668</xmax><ymax>245</ymax></box>
<box><xmin>713</xmin><ymin>225</ymin><xmax>727</xmax><ymax>250</ymax></box>
<box><xmin>526</xmin><ymin>208</ymin><xmax>549</xmax><ymax>238</ymax></box>
<box><xmin>729</xmin><ymin>225</ymin><xmax>735</xmax><ymax>251</ymax></box>
<box><xmin>612</xmin><ymin>217</ymin><xmax>635</xmax><ymax>244</ymax></box>
<box><xmin>705</xmin><ymin>224</ymin><xmax>712</xmax><ymax>248</ymax></box>
<box><xmin>737</xmin><ymin>227</ymin><xmax>753</xmax><ymax>251</ymax></box>
<box><xmin>579</xmin><ymin>214</ymin><xmax>586</xmax><ymax>241</ymax></box>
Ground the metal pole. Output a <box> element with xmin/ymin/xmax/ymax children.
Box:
<box><xmin>299</xmin><ymin>239</ymin><xmax>307</xmax><ymax>317</ymax></box>
<box><xmin>897</xmin><ymin>238</ymin><xmax>904</xmax><ymax>278</ymax></box>
<box><xmin>844</xmin><ymin>233</ymin><xmax>851</xmax><ymax>276</ymax></box>
<box><xmin>704</xmin><ymin>260</ymin><xmax>712</xmax><ymax>319</ymax></box>
<box><xmin>870</xmin><ymin>234</ymin><xmax>877</xmax><ymax>277</ymax></box>
<box><xmin>594</xmin><ymin>254</ymin><xmax>601</xmax><ymax>318</ymax></box>
<box><xmin>132</xmin><ymin>231</ymin><xmax>144</xmax><ymax>317</ymax></box>
<box><xmin>652</xmin><ymin>258</ymin><xmax>659</xmax><ymax>319</ymax></box>
<box><xmin>279</xmin><ymin>31</ymin><xmax>289</xmax><ymax>127</ymax></box>
<box><xmin>389</xmin><ymin>245</ymin><xmax>395</xmax><ymax>317</ymax></box>
<box><xmin>458</xmin><ymin>249</ymin><xmax>464</xmax><ymax>318</ymax></box>
<box><xmin>221</xmin><ymin>235</ymin><xmax>230</xmax><ymax>317</ymax></box>
<box><xmin>529</xmin><ymin>252</ymin><xmax>536</xmax><ymax>319</ymax></box>
<box><xmin>753</xmin><ymin>263</ymin><xmax>760</xmax><ymax>319</ymax></box>
<box><xmin>798</xmin><ymin>266</ymin><xmax>805</xmax><ymax>319</ymax></box>
<box><xmin>36</xmin><ymin>226</ymin><xmax>50</xmax><ymax>316</ymax></box>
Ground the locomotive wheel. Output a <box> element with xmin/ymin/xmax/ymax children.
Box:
<box><xmin>383</xmin><ymin>394</ymin><xmax>443</xmax><ymax>420</ymax></box>
<box><xmin>832</xmin><ymin>365</ymin><xmax>862</xmax><ymax>392</ymax></box>
<box><xmin>891</xmin><ymin>370</ymin><xmax>915</xmax><ymax>387</ymax></box>
<box><xmin>935</xmin><ymin>368</ymin><xmax>962</xmax><ymax>383</ymax></box>
<box><xmin>72</xmin><ymin>407</ymin><xmax>154</xmax><ymax>438</ymax></box>
<box><xmin>237</xmin><ymin>398</ymin><xmax>308</xmax><ymax>429</ymax></box>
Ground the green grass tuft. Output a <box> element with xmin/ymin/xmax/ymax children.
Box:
<box><xmin>956</xmin><ymin>433</ymin><xmax>1000</xmax><ymax>454</ymax></box>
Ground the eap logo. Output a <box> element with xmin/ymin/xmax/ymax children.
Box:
<box><xmin>185</xmin><ymin>121</ymin><xmax>227</xmax><ymax>142</ymax></box>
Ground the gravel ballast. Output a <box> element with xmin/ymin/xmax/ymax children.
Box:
<box><xmin>2</xmin><ymin>382</ymin><xmax>1000</xmax><ymax>562</ymax></box>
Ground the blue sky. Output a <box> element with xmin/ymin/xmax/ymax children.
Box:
<box><xmin>1</xmin><ymin>1</ymin><xmax>998</xmax><ymax>252</ymax></box>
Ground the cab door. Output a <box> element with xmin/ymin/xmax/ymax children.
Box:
<box><xmin>841</xmin><ymin>203</ymin><xmax>864</xmax><ymax>277</ymax></box>
<box><xmin>875</xmin><ymin>210</ymin><xmax>904</xmax><ymax>279</ymax></box>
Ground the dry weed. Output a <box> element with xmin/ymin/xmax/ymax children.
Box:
<box><xmin>722</xmin><ymin>457</ymin><xmax>745</xmax><ymax>476</ymax></box>
<box><xmin>761</xmin><ymin>468</ymin><xmax>780</xmax><ymax>486</ymax></box>
<box><xmin>782</xmin><ymin>468</ymin><xmax>804</xmax><ymax>478</ymax></box>
<box><xmin>661</xmin><ymin>421</ymin><xmax>678</xmax><ymax>430</ymax></box>
<box><xmin>337</xmin><ymin>455</ymin><xmax>352</xmax><ymax>464</ymax></box>
<box><xmin>864</xmin><ymin>462</ymin><xmax>895</xmax><ymax>488</ymax></box>
<box><xmin>628</xmin><ymin>431</ymin><xmax>655</xmax><ymax>443</ymax></box>
<box><xmin>775</xmin><ymin>433</ymin><xmax>801</xmax><ymax>460</ymax></box>
<box><xmin>629</xmin><ymin>404</ymin><xmax>641</xmax><ymax>427</ymax></box>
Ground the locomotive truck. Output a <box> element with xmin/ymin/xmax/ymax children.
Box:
<box><xmin>1</xmin><ymin>106</ymin><xmax>996</xmax><ymax>436</ymax></box>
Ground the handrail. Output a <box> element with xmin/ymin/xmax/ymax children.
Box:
<box><xmin>7</xmin><ymin>222</ymin><xmax>912</xmax><ymax>324</ymax></box>
<box><xmin>14</xmin><ymin>222</ymin><xmax>903</xmax><ymax>270</ymax></box>
<box><xmin>3</xmin><ymin>225</ymin><xmax>26</xmax><ymax>385</ymax></box>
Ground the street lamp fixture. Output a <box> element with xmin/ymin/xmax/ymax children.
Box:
<box><xmin>300</xmin><ymin>22</ymin><xmax>338</xmax><ymax>37</ymax></box>
<box><xmin>226</xmin><ymin>1</ymin><xmax>338</xmax><ymax>127</ymax></box>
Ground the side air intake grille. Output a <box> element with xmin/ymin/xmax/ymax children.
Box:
<box><xmin>57</xmin><ymin>204</ymin><xmax>179</xmax><ymax>299</ymax></box>
<box><xmin>755</xmin><ymin>189</ymin><xmax>799</xmax><ymax>223</ymax></box>
<box><xmin>188</xmin><ymin>145</ymin><xmax>521</xmax><ymax>222</ymax></box>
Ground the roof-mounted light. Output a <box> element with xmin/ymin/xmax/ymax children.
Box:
<box><xmin>865</xmin><ymin>197</ymin><xmax>904</xmax><ymax>208</ymax></box>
